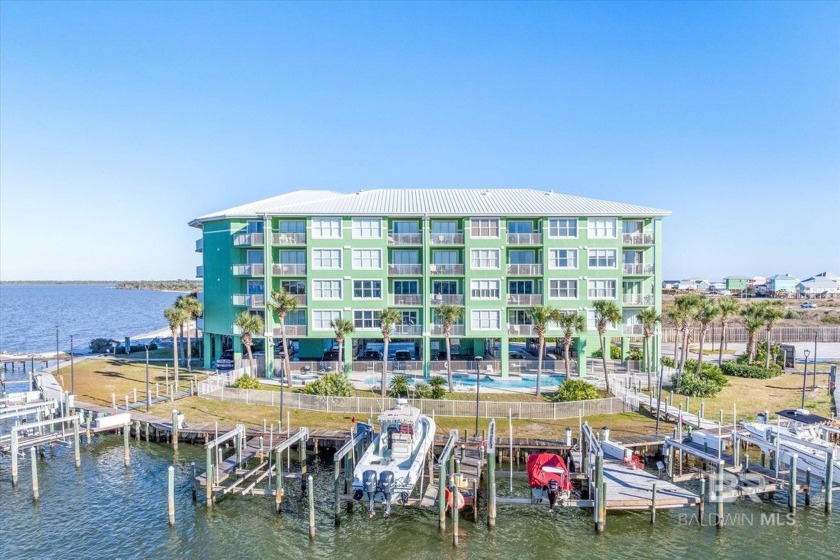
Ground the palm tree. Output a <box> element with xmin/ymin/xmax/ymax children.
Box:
<box><xmin>666</xmin><ymin>306</ymin><xmax>684</xmax><ymax>366</ymax></box>
<box><xmin>716</xmin><ymin>296</ymin><xmax>740</xmax><ymax>366</ymax></box>
<box><xmin>330</xmin><ymin>318</ymin><xmax>355</xmax><ymax>371</ymax></box>
<box><xmin>378</xmin><ymin>308</ymin><xmax>402</xmax><ymax>398</ymax></box>
<box><xmin>436</xmin><ymin>304</ymin><xmax>463</xmax><ymax>392</ymax></box>
<box><xmin>592</xmin><ymin>300</ymin><xmax>621</xmax><ymax>393</ymax></box>
<box><xmin>556</xmin><ymin>311</ymin><xmax>586</xmax><ymax>378</ymax></box>
<box><xmin>695</xmin><ymin>298</ymin><xmax>721</xmax><ymax>374</ymax></box>
<box><xmin>760</xmin><ymin>301</ymin><xmax>785</xmax><ymax>369</ymax></box>
<box><xmin>673</xmin><ymin>294</ymin><xmax>702</xmax><ymax>372</ymax></box>
<box><xmin>234</xmin><ymin>311</ymin><xmax>264</xmax><ymax>376</ymax></box>
<box><xmin>176</xmin><ymin>294</ymin><xmax>203</xmax><ymax>372</ymax></box>
<box><xmin>636</xmin><ymin>307</ymin><xmax>661</xmax><ymax>388</ymax></box>
<box><xmin>740</xmin><ymin>302</ymin><xmax>764</xmax><ymax>364</ymax></box>
<box><xmin>268</xmin><ymin>289</ymin><xmax>299</xmax><ymax>388</ymax></box>
<box><xmin>529</xmin><ymin>306</ymin><xmax>561</xmax><ymax>396</ymax></box>
<box><xmin>164</xmin><ymin>305</ymin><xmax>189</xmax><ymax>390</ymax></box>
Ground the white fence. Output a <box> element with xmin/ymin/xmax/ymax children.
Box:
<box><xmin>198</xmin><ymin>368</ymin><xmax>248</xmax><ymax>395</ymax></box>
<box><xmin>662</xmin><ymin>326</ymin><xmax>840</xmax><ymax>344</ymax></box>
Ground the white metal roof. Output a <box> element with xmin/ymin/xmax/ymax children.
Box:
<box><xmin>189</xmin><ymin>188</ymin><xmax>670</xmax><ymax>226</ymax></box>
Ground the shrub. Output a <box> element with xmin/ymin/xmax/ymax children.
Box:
<box><xmin>388</xmin><ymin>375</ymin><xmax>411</xmax><ymax>397</ymax></box>
<box><xmin>721</xmin><ymin>362</ymin><xmax>780</xmax><ymax>379</ymax></box>
<box><xmin>591</xmin><ymin>346</ymin><xmax>622</xmax><ymax>359</ymax></box>
<box><xmin>301</xmin><ymin>372</ymin><xmax>354</xmax><ymax>396</ymax></box>
<box><xmin>413</xmin><ymin>383</ymin><xmax>431</xmax><ymax>399</ymax></box>
<box><xmin>661</xmin><ymin>356</ymin><xmax>676</xmax><ymax>368</ymax></box>
<box><xmin>429</xmin><ymin>376</ymin><xmax>447</xmax><ymax>399</ymax></box>
<box><xmin>737</xmin><ymin>341</ymin><xmax>783</xmax><ymax>368</ymax></box>
<box><xmin>627</xmin><ymin>347</ymin><xmax>644</xmax><ymax>361</ymax></box>
<box><xmin>232</xmin><ymin>375</ymin><xmax>261</xmax><ymax>389</ymax></box>
<box><xmin>547</xmin><ymin>379</ymin><xmax>600</xmax><ymax>402</ymax></box>
<box><xmin>668</xmin><ymin>360</ymin><xmax>728</xmax><ymax>397</ymax></box>
<box><xmin>89</xmin><ymin>338</ymin><xmax>115</xmax><ymax>353</ymax></box>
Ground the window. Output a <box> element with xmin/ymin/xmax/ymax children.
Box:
<box><xmin>508</xmin><ymin>309</ymin><xmax>532</xmax><ymax>325</ymax></box>
<box><xmin>549</xmin><ymin>279</ymin><xmax>578</xmax><ymax>299</ymax></box>
<box><xmin>246</xmin><ymin>249</ymin><xmax>264</xmax><ymax>264</ymax></box>
<box><xmin>312</xmin><ymin>249</ymin><xmax>341</xmax><ymax>269</ymax></box>
<box><xmin>281</xmin><ymin>280</ymin><xmax>305</xmax><ymax>294</ymax></box>
<box><xmin>312</xmin><ymin>218</ymin><xmax>342</xmax><ymax>239</ymax></box>
<box><xmin>623</xmin><ymin>220</ymin><xmax>644</xmax><ymax>234</ymax></box>
<box><xmin>392</xmin><ymin>221</ymin><xmax>419</xmax><ymax>234</ymax></box>
<box><xmin>548</xmin><ymin>249</ymin><xmax>577</xmax><ymax>269</ymax></box>
<box><xmin>431</xmin><ymin>221</ymin><xmax>458</xmax><ymax>234</ymax></box>
<box><xmin>354</xmin><ymin>310</ymin><xmax>380</xmax><ymax>329</ymax></box>
<box><xmin>312</xmin><ymin>280</ymin><xmax>342</xmax><ymax>300</ymax></box>
<box><xmin>587</xmin><ymin>309</ymin><xmax>618</xmax><ymax>331</ymax></box>
<box><xmin>391</xmin><ymin>250</ymin><xmax>420</xmax><ymax>264</ymax></box>
<box><xmin>470</xmin><ymin>249</ymin><xmax>500</xmax><ymax>269</ymax></box>
<box><xmin>247</xmin><ymin>280</ymin><xmax>264</xmax><ymax>295</ymax></box>
<box><xmin>352</xmin><ymin>218</ymin><xmax>382</xmax><ymax>239</ymax></box>
<box><xmin>548</xmin><ymin>218</ymin><xmax>577</xmax><ymax>238</ymax></box>
<box><xmin>393</xmin><ymin>280</ymin><xmax>419</xmax><ymax>294</ymax></box>
<box><xmin>278</xmin><ymin>220</ymin><xmax>305</xmax><ymax>233</ymax></box>
<box><xmin>432</xmin><ymin>250</ymin><xmax>458</xmax><ymax>265</ymax></box>
<box><xmin>508</xmin><ymin>250</ymin><xmax>535</xmax><ymax>264</ymax></box>
<box><xmin>588</xmin><ymin>279</ymin><xmax>617</xmax><ymax>299</ymax></box>
<box><xmin>353</xmin><ymin>280</ymin><xmax>382</xmax><ymax>299</ymax></box>
<box><xmin>508</xmin><ymin>280</ymin><xmax>534</xmax><ymax>294</ymax></box>
<box><xmin>352</xmin><ymin>249</ymin><xmax>382</xmax><ymax>269</ymax></box>
<box><xmin>433</xmin><ymin>280</ymin><xmax>458</xmax><ymax>295</ymax></box>
<box><xmin>470</xmin><ymin>279</ymin><xmax>500</xmax><ymax>299</ymax></box>
<box><xmin>588</xmin><ymin>249</ymin><xmax>616</xmax><ymax>268</ymax></box>
<box><xmin>279</xmin><ymin>250</ymin><xmax>305</xmax><ymax>264</ymax></box>
<box><xmin>400</xmin><ymin>310</ymin><xmax>418</xmax><ymax>325</ymax></box>
<box><xmin>470</xmin><ymin>218</ymin><xmax>500</xmax><ymax>238</ymax></box>
<box><xmin>471</xmin><ymin>310</ymin><xmax>501</xmax><ymax>330</ymax></box>
<box><xmin>312</xmin><ymin>310</ymin><xmax>341</xmax><ymax>330</ymax></box>
<box><xmin>588</xmin><ymin>218</ymin><xmax>616</xmax><ymax>238</ymax></box>
<box><xmin>285</xmin><ymin>310</ymin><xmax>306</xmax><ymax>326</ymax></box>
<box><xmin>507</xmin><ymin>221</ymin><xmax>534</xmax><ymax>234</ymax></box>
<box><xmin>246</xmin><ymin>221</ymin><xmax>264</xmax><ymax>234</ymax></box>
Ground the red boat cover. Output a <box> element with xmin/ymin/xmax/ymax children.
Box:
<box><xmin>527</xmin><ymin>453</ymin><xmax>573</xmax><ymax>492</ymax></box>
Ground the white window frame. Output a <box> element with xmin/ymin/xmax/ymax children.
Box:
<box><xmin>470</xmin><ymin>309</ymin><xmax>501</xmax><ymax>330</ymax></box>
<box><xmin>587</xmin><ymin>309</ymin><xmax>618</xmax><ymax>331</ymax></box>
<box><xmin>587</xmin><ymin>279</ymin><xmax>617</xmax><ymax>300</ymax></box>
<box><xmin>470</xmin><ymin>218</ymin><xmax>500</xmax><ymax>238</ymax></box>
<box><xmin>352</xmin><ymin>218</ymin><xmax>382</xmax><ymax>239</ymax></box>
<box><xmin>470</xmin><ymin>279</ymin><xmax>501</xmax><ymax>299</ymax></box>
<box><xmin>548</xmin><ymin>218</ymin><xmax>578</xmax><ymax>239</ymax></box>
<box><xmin>351</xmin><ymin>248</ymin><xmax>382</xmax><ymax>270</ymax></box>
<box><xmin>470</xmin><ymin>248</ymin><xmax>500</xmax><ymax>269</ymax></box>
<box><xmin>311</xmin><ymin>217</ymin><xmax>342</xmax><ymax>239</ymax></box>
<box><xmin>549</xmin><ymin>279</ymin><xmax>578</xmax><ymax>299</ymax></box>
<box><xmin>312</xmin><ymin>280</ymin><xmax>342</xmax><ymax>300</ymax></box>
<box><xmin>353</xmin><ymin>280</ymin><xmax>382</xmax><ymax>300</ymax></box>
<box><xmin>587</xmin><ymin>218</ymin><xmax>617</xmax><ymax>239</ymax></box>
<box><xmin>312</xmin><ymin>249</ymin><xmax>342</xmax><ymax>269</ymax></box>
<box><xmin>353</xmin><ymin>310</ymin><xmax>381</xmax><ymax>329</ymax></box>
<box><xmin>312</xmin><ymin>310</ymin><xmax>342</xmax><ymax>330</ymax></box>
<box><xmin>588</xmin><ymin>249</ymin><xmax>617</xmax><ymax>269</ymax></box>
<box><xmin>548</xmin><ymin>249</ymin><xmax>577</xmax><ymax>269</ymax></box>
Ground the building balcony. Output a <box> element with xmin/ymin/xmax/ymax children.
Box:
<box><xmin>272</xmin><ymin>264</ymin><xmax>307</xmax><ymax>276</ymax></box>
<box><xmin>196</xmin><ymin>265</ymin><xmax>203</xmax><ymax>278</ymax></box>
<box><xmin>623</xmin><ymin>324</ymin><xmax>644</xmax><ymax>336</ymax></box>
<box><xmin>430</xmin><ymin>294</ymin><xmax>465</xmax><ymax>305</ymax></box>
<box><xmin>508</xmin><ymin>324</ymin><xmax>534</xmax><ymax>336</ymax></box>
<box><xmin>388</xmin><ymin>264</ymin><xmax>423</xmax><ymax>276</ymax></box>
<box><xmin>623</xmin><ymin>263</ymin><xmax>653</xmax><ymax>275</ymax></box>
<box><xmin>232</xmin><ymin>264</ymin><xmax>265</xmax><ymax>276</ymax></box>
<box><xmin>507</xmin><ymin>294</ymin><xmax>543</xmax><ymax>306</ymax></box>
<box><xmin>391</xmin><ymin>294</ymin><xmax>422</xmax><ymax>306</ymax></box>
<box><xmin>507</xmin><ymin>264</ymin><xmax>543</xmax><ymax>276</ymax></box>
<box><xmin>232</xmin><ymin>294</ymin><xmax>265</xmax><ymax>307</ymax></box>
<box><xmin>273</xmin><ymin>325</ymin><xmax>307</xmax><ymax>337</ymax></box>
<box><xmin>622</xmin><ymin>294</ymin><xmax>653</xmax><ymax>306</ymax></box>
<box><xmin>289</xmin><ymin>294</ymin><xmax>307</xmax><ymax>306</ymax></box>
<box><xmin>622</xmin><ymin>232</ymin><xmax>654</xmax><ymax>245</ymax></box>
<box><xmin>233</xmin><ymin>232</ymin><xmax>264</xmax><ymax>247</ymax></box>
<box><xmin>430</xmin><ymin>264</ymin><xmax>464</xmax><ymax>275</ymax></box>
<box><xmin>388</xmin><ymin>233</ymin><xmax>422</xmax><ymax>245</ymax></box>
<box><xmin>393</xmin><ymin>325</ymin><xmax>421</xmax><ymax>336</ymax></box>
<box><xmin>272</xmin><ymin>233</ymin><xmax>307</xmax><ymax>246</ymax></box>
<box><xmin>195</xmin><ymin>239</ymin><xmax>203</xmax><ymax>253</ymax></box>
<box><xmin>430</xmin><ymin>324</ymin><xmax>465</xmax><ymax>336</ymax></box>
<box><xmin>430</xmin><ymin>233</ymin><xmax>464</xmax><ymax>245</ymax></box>
<box><xmin>507</xmin><ymin>233</ymin><xmax>542</xmax><ymax>245</ymax></box>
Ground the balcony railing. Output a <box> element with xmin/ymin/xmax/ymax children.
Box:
<box><xmin>508</xmin><ymin>324</ymin><xmax>534</xmax><ymax>336</ymax></box>
<box><xmin>430</xmin><ymin>324</ymin><xmax>465</xmax><ymax>336</ymax></box>
<box><xmin>391</xmin><ymin>294</ymin><xmax>422</xmax><ymax>306</ymax></box>
<box><xmin>233</xmin><ymin>233</ymin><xmax>264</xmax><ymax>246</ymax></box>
<box><xmin>393</xmin><ymin>325</ymin><xmax>421</xmax><ymax>336</ymax></box>
<box><xmin>622</xmin><ymin>294</ymin><xmax>653</xmax><ymax>305</ymax></box>
<box><xmin>507</xmin><ymin>233</ymin><xmax>542</xmax><ymax>245</ymax></box>
<box><xmin>507</xmin><ymin>264</ymin><xmax>543</xmax><ymax>276</ymax></box>
<box><xmin>195</xmin><ymin>265</ymin><xmax>203</xmax><ymax>278</ymax></box>
<box><xmin>507</xmin><ymin>294</ymin><xmax>543</xmax><ymax>306</ymax></box>
<box><xmin>430</xmin><ymin>264</ymin><xmax>464</xmax><ymax>275</ymax></box>
<box><xmin>430</xmin><ymin>294</ymin><xmax>465</xmax><ymax>305</ymax></box>
<box><xmin>388</xmin><ymin>233</ymin><xmax>422</xmax><ymax>245</ymax></box>
<box><xmin>232</xmin><ymin>294</ymin><xmax>265</xmax><ymax>307</ymax></box>
<box><xmin>273</xmin><ymin>325</ymin><xmax>307</xmax><ymax>337</ymax></box>
<box><xmin>289</xmin><ymin>294</ymin><xmax>307</xmax><ymax>306</ymax></box>
<box><xmin>388</xmin><ymin>264</ymin><xmax>423</xmax><ymax>276</ymax></box>
<box><xmin>232</xmin><ymin>264</ymin><xmax>265</xmax><ymax>276</ymax></box>
<box><xmin>430</xmin><ymin>233</ymin><xmax>464</xmax><ymax>245</ymax></box>
<box><xmin>623</xmin><ymin>263</ymin><xmax>653</xmax><ymax>275</ymax></box>
<box><xmin>623</xmin><ymin>324</ymin><xmax>645</xmax><ymax>336</ymax></box>
<box><xmin>622</xmin><ymin>232</ymin><xmax>654</xmax><ymax>245</ymax></box>
<box><xmin>272</xmin><ymin>233</ymin><xmax>307</xmax><ymax>245</ymax></box>
<box><xmin>195</xmin><ymin>239</ymin><xmax>203</xmax><ymax>253</ymax></box>
<box><xmin>272</xmin><ymin>264</ymin><xmax>307</xmax><ymax>276</ymax></box>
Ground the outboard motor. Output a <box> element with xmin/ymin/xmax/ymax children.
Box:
<box><xmin>547</xmin><ymin>479</ymin><xmax>559</xmax><ymax>512</ymax></box>
<box><xmin>362</xmin><ymin>470</ymin><xmax>378</xmax><ymax>517</ymax></box>
<box><xmin>378</xmin><ymin>471</ymin><xmax>395</xmax><ymax>517</ymax></box>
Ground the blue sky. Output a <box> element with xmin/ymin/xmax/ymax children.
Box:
<box><xmin>1</xmin><ymin>1</ymin><xmax>838</xmax><ymax>281</ymax></box>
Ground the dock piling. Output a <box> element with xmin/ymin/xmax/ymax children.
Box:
<box><xmin>805</xmin><ymin>469</ymin><xmax>811</xmax><ymax>507</ymax></box>
<box><xmin>168</xmin><ymin>465</ymin><xmax>175</xmax><ymax>526</ymax></box>
<box><xmin>307</xmin><ymin>475</ymin><xmax>315</xmax><ymax>540</ymax></box>
<box><xmin>715</xmin><ymin>461</ymin><xmax>724</xmax><ymax>528</ymax></box>
<box><xmin>275</xmin><ymin>449</ymin><xmax>283</xmax><ymax>513</ymax></box>
<box><xmin>788</xmin><ymin>453</ymin><xmax>798</xmax><ymax>514</ymax></box>
<box><xmin>650</xmin><ymin>483</ymin><xmax>657</xmax><ymax>523</ymax></box>
<box><xmin>73</xmin><ymin>417</ymin><xmax>81</xmax><ymax>468</ymax></box>
<box><xmin>205</xmin><ymin>446</ymin><xmax>213</xmax><ymax>507</ymax></box>
<box><xmin>825</xmin><ymin>448</ymin><xmax>834</xmax><ymax>514</ymax></box>
<box><xmin>472</xmin><ymin>478</ymin><xmax>478</xmax><ymax>523</ymax></box>
<box><xmin>699</xmin><ymin>476</ymin><xmax>706</xmax><ymax>524</ymax></box>
<box><xmin>438</xmin><ymin>459</ymin><xmax>447</xmax><ymax>531</ymax></box>
<box><xmin>171</xmin><ymin>410</ymin><xmax>179</xmax><ymax>450</ymax></box>
<box><xmin>123</xmin><ymin>423</ymin><xmax>130</xmax><ymax>467</ymax></box>
<box><xmin>452</xmin><ymin>476</ymin><xmax>460</xmax><ymax>547</ymax></box>
<box><xmin>191</xmin><ymin>462</ymin><xmax>197</xmax><ymax>502</ymax></box>
<box><xmin>31</xmin><ymin>447</ymin><xmax>39</xmax><ymax>501</ymax></box>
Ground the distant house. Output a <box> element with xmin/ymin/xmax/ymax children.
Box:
<box><xmin>797</xmin><ymin>277</ymin><xmax>840</xmax><ymax>298</ymax></box>
<box><xmin>709</xmin><ymin>281</ymin><xmax>726</xmax><ymax>293</ymax></box>
<box><xmin>750</xmin><ymin>276</ymin><xmax>767</xmax><ymax>287</ymax></box>
<box><xmin>677</xmin><ymin>278</ymin><xmax>709</xmax><ymax>292</ymax></box>
<box><xmin>725</xmin><ymin>276</ymin><xmax>750</xmax><ymax>292</ymax></box>
<box><xmin>768</xmin><ymin>274</ymin><xmax>798</xmax><ymax>297</ymax></box>
<box><xmin>814</xmin><ymin>272</ymin><xmax>840</xmax><ymax>290</ymax></box>
<box><xmin>662</xmin><ymin>280</ymin><xmax>680</xmax><ymax>291</ymax></box>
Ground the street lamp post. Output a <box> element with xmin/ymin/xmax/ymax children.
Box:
<box><xmin>801</xmin><ymin>349</ymin><xmax>811</xmax><ymax>409</ymax></box>
<box><xmin>145</xmin><ymin>343</ymin><xmax>151</xmax><ymax>412</ymax></box>
<box><xmin>812</xmin><ymin>331</ymin><xmax>818</xmax><ymax>390</ymax></box>
<box><xmin>70</xmin><ymin>334</ymin><xmax>75</xmax><ymax>394</ymax></box>
<box><xmin>474</xmin><ymin>356</ymin><xmax>483</xmax><ymax>438</ymax></box>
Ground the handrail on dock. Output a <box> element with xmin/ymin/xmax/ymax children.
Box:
<box><xmin>437</xmin><ymin>429</ymin><xmax>459</xmax><ymax>467</ymax></box>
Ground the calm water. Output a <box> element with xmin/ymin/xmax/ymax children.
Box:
<box><xmin>0</xmin><ymin>437</ymin><xmax>836</xmax><ymax>560</ymax></box>
<box><xmin>0</xmin><ymin>284</ymin><xmax>184</xmax><ymax>354</ymax></box>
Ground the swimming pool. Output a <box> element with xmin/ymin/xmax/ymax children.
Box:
<box><xmin>362</xmin><ymin>372</ymin><xmax>567</xmax><ymax>391</ymax></box>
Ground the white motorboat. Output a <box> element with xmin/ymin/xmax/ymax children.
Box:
<box><xmin>742</xmin><ymin>419</ymin><xmax>840</xmax><ymax>481</ymax></box>
<box><xmin>352</xmin><ymin>399</ymin><xmax>436</xmax><ymax>517</ymax></box>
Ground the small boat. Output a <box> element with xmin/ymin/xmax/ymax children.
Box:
<box><xmin>352</xmin><ymin>399</ymin><xmax>436</xmax><ymax>517</ymax></box>
<box><xmin>742</xmin><ymin>420</ymin><xmax>840</xmax><ymax>481</ymax></box>
<box><xmin>527</xmin><ymin>453</ymin><xmax>573</xmax><ymax>510</ymax></box>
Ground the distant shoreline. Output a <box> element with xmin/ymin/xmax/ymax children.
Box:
<box><xmin>1</xmin><ymin>280</ymin><xmax>201</xmax><ymax>293</ymax></box>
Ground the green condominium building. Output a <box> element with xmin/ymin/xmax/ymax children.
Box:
<box><xmin>190</xmin><ymin>189</ymin><xmax>669</xmax><ymax>378</ymax></box>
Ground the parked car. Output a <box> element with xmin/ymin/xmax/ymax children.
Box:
<box><xmin>509</xmin><ymin>351</ymin><xmax>526</xmax><ymax>359</ymax></box>
<box><xmin>800</xmin><ymin>302</ymin><xmax>817</xmax><ymax>309</ymax></box>
<box><xmin>361</xmin><ymin>349</ymin><xmax>383</xmax><ymax>361</ymax></box>
<box><xmin>394</xmin><ymin>350</ymin><xmax>412</xmax><ymax>361</ymax></box>
<box><xmin>322</xmin><ymin>349</ymin><xmax>339</xmax><ymax>361</ymax></box>
<box><xmin>215</xmin><ymin>349</ymin><xmax>235</xmax><ymax>371</ymax></box>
